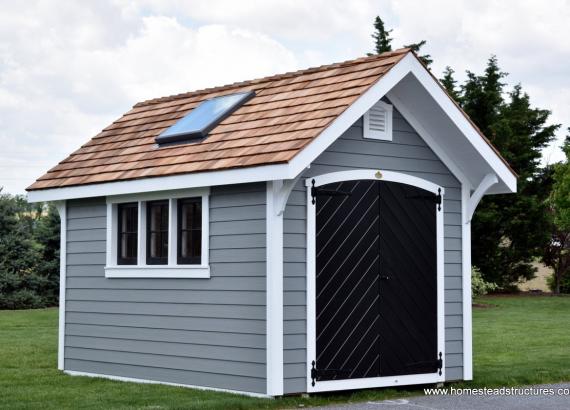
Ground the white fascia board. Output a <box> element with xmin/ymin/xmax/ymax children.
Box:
<box><xmin>27</xmin><ymin>163</ymin><xmax>290</xmax><ymax>203</ymax></box>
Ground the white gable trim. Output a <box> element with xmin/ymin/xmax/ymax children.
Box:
<box><xmin>27</xmin><ymin>52</ymin><xmax>515</xmax><ymax>204</ymax></box>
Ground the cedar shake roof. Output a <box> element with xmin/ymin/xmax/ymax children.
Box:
<box><xmin>27</xmin><ymin>49</ymin><xmax>411</xmax><ymax>191</ymax></box>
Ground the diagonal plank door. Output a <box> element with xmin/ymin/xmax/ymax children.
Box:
<box><xmin>314</xmin><ymin>179</ymin><xmax>438</xmax><ymax>382</ymax></box>
<box><xmin>377</xmin><ymin>181</ymin><xmax>438</xmax><ymax>376</ymax></box>
<box><xmin>315</xmin><ymin>180</ymin><xmax>380</xmax><ymax>380</ymax></box>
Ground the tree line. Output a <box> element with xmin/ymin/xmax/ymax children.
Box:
<box><xmin>0</xmin><ymin>17</ymin><xmax>569</xmax><ymax>310</ymax></box>
<box><xmin>0</xmin><ymin>189</ymin><xmax>60</xmax><ymax>308</ymax></box>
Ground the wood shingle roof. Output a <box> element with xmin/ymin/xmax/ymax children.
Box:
<box><xmin>28</xmin><ymin>49</ymin><xmax>410</xmax><ymax>191</ymax></box>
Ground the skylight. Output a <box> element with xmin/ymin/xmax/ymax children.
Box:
<box><xmin>155</xmin><ymin>90</ymin><xmax>256</xmax><ymax>145</ymax></box>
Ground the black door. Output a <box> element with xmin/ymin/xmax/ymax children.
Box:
<box><xmin>313</xmin><ymin>179</ymin><xmax>439</xmax><ymax>383</ymax></box>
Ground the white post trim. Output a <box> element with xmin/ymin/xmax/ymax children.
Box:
<box><xmin>461</xmin><ymin>184</ymin><xmax>473</xmax><ymax>380</ymax></box>
<box><xmin>266</xmin><ymin>181</ymin><xmax>284</xmax><ymax>396</ymax></box>
<box><xmin>305</xmin><ymin>170</ymin><xmax>445</xmax><ymax>393</ymax></box>
<box><xmin>55</xmin><ymin>201</ymin><xmax>67</xmax><ymax>371</ymax></box>
<box><xmin>460</xmin><ymin>173</ymin><xmax>498</xmax><ymax>380</ymax></box>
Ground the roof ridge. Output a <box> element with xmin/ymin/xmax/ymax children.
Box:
<box><xmin>134</xmin><ymin>48</ymin><xmax>411</xmax><ymax>108</ymax></box>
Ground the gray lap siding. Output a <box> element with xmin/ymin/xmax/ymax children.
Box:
<box><xmin>283</xmin><ymin>109</ymin><xmax>464</xmax><ymax>393</ymax></box>
<box><xmin>64</xmin><ymin>183</ymin><xmax>267</xmax><ymax>394</ymax></box>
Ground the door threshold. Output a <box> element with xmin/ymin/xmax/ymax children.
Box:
<box><xmin>308</xmin><ymin>372</ymin><xmax>445</xmax><ymax>393</ymax></box>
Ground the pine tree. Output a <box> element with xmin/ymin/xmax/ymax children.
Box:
<box><xmin>440</xmin><ymin>66</ymin><xmax>460</xmax><ymax>102</ymax></box>
<box><xmin>403</xmin><ymin>40</ymin><xmax>432</xmax><ymax>67</ymax></box>
<box><xmin>465</xmin><ymin>57</ymin><xmax>559</xmax><ymax>288</ymax></box>
<box><xmin>371</xmin><ymin>16</ymin><xmax>392</xmax><ymax>54</ymax></box>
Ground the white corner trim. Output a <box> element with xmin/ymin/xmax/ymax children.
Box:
<box><xmin>306</xmin><ymin>169</ymin><xmax>443</xmax><ymax>195</ymax></box>
<box><xmin>305</xmin><ymin>170</ymin><xmax>446</xmax><ymax>393</ymax></box>
<box><xmin>387</xmin><ymin>92</ymin><xmax>470</xmax><ymax>187</ymax></box>
<box><xmin>266</xmin><ymin>181</ymin><xmax>284</xmax><ymax>396</ymax></box>
<box><xmin>105</xmin><ymin>265</ymin><xmax>210</xmax><ymax>278</ymax></box>
<box><xmin>55</xmin><ymin>201</ymin><xmax>66</xmax><ymax>371</ymax></box>
<box><xmin>466</xmin><ymin>173</ymin><xmax>498</xmax><ymax>223</ymax></box>
<box><xmin>461</xmin><ymin>184</ymin><xmax>473</xmax><ymax>381</ymax></box>
<box><xmin>63</xmin><ymin>370</ymin><xmax>271</xmax><ymax>398</ymax></box>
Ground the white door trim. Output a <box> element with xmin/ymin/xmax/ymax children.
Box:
<box><xmin>305</xmin><ymin>169</ymin><xmax>445</xmax><ymax>393</ymax></box>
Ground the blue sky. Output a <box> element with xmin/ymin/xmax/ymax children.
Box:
<box><xmin>1</xmin><ymin>0</ymin><xmax>568</xmax><ymax>194</ymax></box>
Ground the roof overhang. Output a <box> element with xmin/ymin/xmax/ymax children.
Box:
<box><xmin>28</xmin><ymin>52</ymin><xmax>516</xmax><ymax>203</ymax></box>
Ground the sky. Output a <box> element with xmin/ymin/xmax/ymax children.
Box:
<box><xmin>1</xmin><ymin>0</ymin><xmax>568</xmax><ymax>194</ymax></box>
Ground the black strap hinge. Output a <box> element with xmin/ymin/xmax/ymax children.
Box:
<box><xmin>311</xmin><ymin>360</ymin><xmax>317</xmax><ymax>386</ymax></box>
<box><xmin>406</xmin><ymin>187</ymin><xmax>442</xmax><ymax>211</ymax></box>
<box><xmin>437</xmin><ymin>351</ymin><xmax>443</xmax><ymax>375</ymax></box>
<box><xmin>310</xmin><ymin>179</ymin><xmax>352</xmax><ymax>205</ymax></box>
<box><xmin>311</xmin><ymin>360</ymin><xmax>352</xmax><ymax>385</ymax></box>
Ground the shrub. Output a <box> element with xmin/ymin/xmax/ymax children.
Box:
<box><xmin>472</xmin><ymin>267</ymin><xmax>499</xmax><ymax>297</ymax></box>
<box><xmin>547</xmin><ymin>271</ymin><xmax>570</xmax><ymax>294</ymax></box>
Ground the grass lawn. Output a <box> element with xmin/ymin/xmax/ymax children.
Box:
<box><xmin>1</xmin><ymin>295</ymin><xmax>569</xmax><ymax>409</ymax></box>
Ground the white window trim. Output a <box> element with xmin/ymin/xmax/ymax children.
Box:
<box><xmin>363</xmin><ymin>100</ymin><xmax>393</xmax><ymax>141</ymax></box>
<box><xmin>105</xmin><ymin>187</ymin><xmax>210</xmax><ymax>278</ymax></box>
<box><xmin>305</xmin><ymin>169</ymin><xmax>445</xmax><ymax>393</ymax></box>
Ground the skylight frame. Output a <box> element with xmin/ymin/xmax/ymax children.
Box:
<box><xmin>155</xmin><ymin>90</ymin><xmax>256</xmax><ymax>145</ymax></box>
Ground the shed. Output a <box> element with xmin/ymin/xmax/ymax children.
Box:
<box><xmin>27</xmin><ymin>48</ymin><xmax>516</xmax><ymax>397</ymax></box>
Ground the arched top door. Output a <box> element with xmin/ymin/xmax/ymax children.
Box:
<box><xmin>306</xmin><ymin>169</ymin><xmax>445</xmax><ymax>392</ymax></box>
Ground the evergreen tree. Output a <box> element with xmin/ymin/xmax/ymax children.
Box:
<box><xmin>462</xmin><ymin>56</ymin><xmax>506</xmax><ymax>138</ymax></box>
<box><xmin>371</xmin><ymin>16</ymin><xmax>392</xmax><ymax>54</ymax></box>
<box><xmin>403</xmin><ymin>40</ymin><xmax>432</xmax><ymax>67</ymax></box>
<box><xmin>440</xmin><ymin>66</ymin><xmax>460</xmax><ymax>102</ymax></box>
<box><xmin>543</xmin><ymin>131</ymin><xmax>570</xmax><ymax>293</ymax></box>
<box><xmin>465</xmin><ymin>58</ymin><xmax>559</xmax><ymax>288</ymax></box>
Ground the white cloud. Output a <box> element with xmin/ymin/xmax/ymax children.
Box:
<box><xmin>0</xmin><ymin>2</ymin><xmax>298</xmax><ymax>194</ymax></box>
<box><xmin>0</xmin><ymin>0</ymin><xmax>568</xmax><ymax>194</ymax></box>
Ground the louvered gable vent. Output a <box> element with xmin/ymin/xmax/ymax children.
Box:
<box><xmin>363</xmin><ymin>100</ymin><xmax>393</xmax><ymax>141</ymax></box>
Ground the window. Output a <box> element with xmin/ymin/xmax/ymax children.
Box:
<box><xmin>363</xmin><ymin>100</ymin><xmax>393</xmax><ymax>141</ymax></box>
<box><xmin>106</xmin><ymin>188</ymin><xmax>210</xmax><ymax>278</ymax></box>
<box><xmin>117</xmin><ymin>203</ymin><xmax>138</xmax><ymax>265</ymax></box>
<box><xmin>146</xmin><ymin>201</ymin><xmax>169</xmax><ymax>265</ymax></box>
<box><xmin>178</xmin><ymin>198</ymin><xmax>202</xmax><ymax>264</ymax></box>
<box><xmin>155</xmin><ymin>91</ymin><xmax>255</xmax><ymax>145</ymax></box>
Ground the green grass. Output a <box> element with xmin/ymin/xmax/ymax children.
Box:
<box><xmin>471</xmin><ymin>295</ymin><xmax>570</xmax><ymax>387</ymax></box>
<box><xmin>1</xmin><ymin>295</ymin><xmax>569</xmax><ymax>409</ymax></box>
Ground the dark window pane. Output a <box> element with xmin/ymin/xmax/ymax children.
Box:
<box><xmin>178</xmin><ymin>198</ymin><xmax>202</xmax><ymax>265</ymax></box>
<box><xmin>117</xmin><ymin>203</ymin><xmax>138</xmax><ymax>265</ymax></box>
<box><xmin>147</xmin><ymin>201</ymin><xmax>169</xmax><ymax>265</ymax></box>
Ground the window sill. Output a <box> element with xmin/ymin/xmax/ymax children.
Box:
<box><xmin>104</xmin><ymin>265</ymin><xmax>210</xmax><ymax>279</ymax></box>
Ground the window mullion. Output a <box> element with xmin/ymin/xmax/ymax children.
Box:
<box><xmin>169</xmin><ymin>198</ymin><xmax>177</xmax><ymax>266</ymax></box>
<box><xmin>138</xmin><ymin>201</ymin><xmax>146</xmax><ymax>265</ymax></box>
